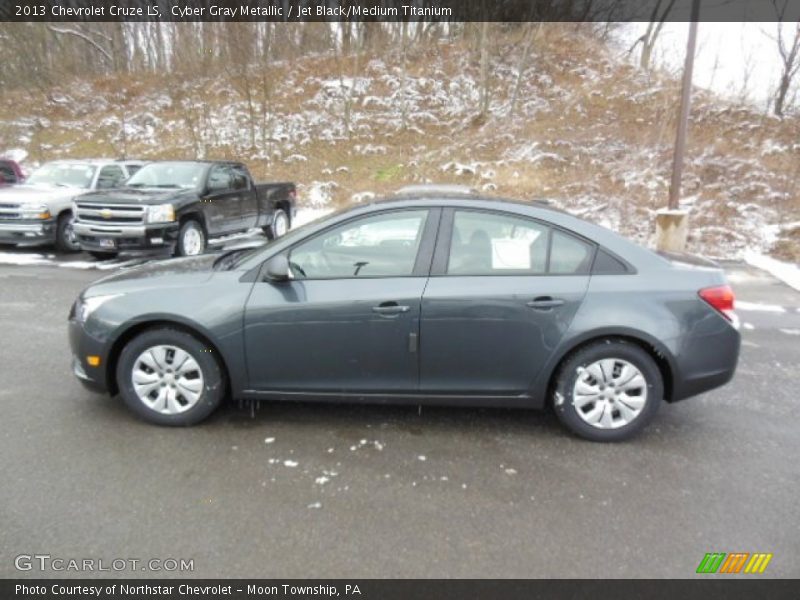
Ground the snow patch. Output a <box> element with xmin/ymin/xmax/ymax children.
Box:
<box><xmin>736</xmin><ymin>301</ymin><xmax>787</xmax><ymax>313</ymax></box>
<box><xmin>743</xmin><ymin>251</ymin><xmax>800</xmax><ymax>292</ymax></box>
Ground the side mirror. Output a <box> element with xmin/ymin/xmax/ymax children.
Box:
<box><xmin>264</xmin><ymin>255</ymin><xmax>290</xmax><ymax>282</ymax></box>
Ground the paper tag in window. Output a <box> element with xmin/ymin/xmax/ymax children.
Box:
<box><xmin>492</xmin><ymin>239</ymin><xmax>531</xmax><ymax>270</ymax></box>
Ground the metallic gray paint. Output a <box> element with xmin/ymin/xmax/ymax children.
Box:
<box><xmin>68</xmin><ymin>195</ymin><xmax>740</xmax><ymax>410</ymax></box>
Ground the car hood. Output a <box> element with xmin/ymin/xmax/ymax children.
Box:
<box><xmin>85</xmin><ymin>255</ymin><xmax>218</xmax><ymax>296</ymax></box>
<box><xmin>0</xmin><ymin>184</ymin><xmax>84</xmax><ymax>204</ymax></box>
<box><xmin>78</xmin><ymin>187</ymin><xmax>196</xmax><ymax>205</ymax></box>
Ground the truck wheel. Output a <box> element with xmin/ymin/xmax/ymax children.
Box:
<box><xmin>116</xmin><ymin>327</ymin><xmax>224</xmax><ymax>426</ymax></box>
<box><xmin>89</xmin><ymin>251</ymin><xmax>118</xmax><ymax>260</ymax></box>
<box><xmin>176</xmin><ymin>219</ymin><xmax>206</xmax><ymax>257</ymax></box>
<box><xmin>552</xmin><ymin>340</ymin><xmax>662</xmax><ymax>442</ymax></box>
<box><xmin>265</xmin><ymin>209</ymin><xmax>290</xmax><ymax>240</ymax></box>
<box><xmin>55</xmin><ymin>212</ymin><xmax>80</xmax><ymax>253</ymax></box>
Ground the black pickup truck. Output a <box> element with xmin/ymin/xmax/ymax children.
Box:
<box><xmin>73</xmin><ymin>160</ymin><xmax>295</xmax><ymax>258</ymax></box>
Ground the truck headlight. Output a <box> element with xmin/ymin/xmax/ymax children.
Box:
<box><xmin>20</xmin><ymin>204</ymin><xmax>51</xmax><ymax>220</ymax></box>
<box><xmin>146</xmin><ymin>203</ymin><xmax>175</xmax><ymax>223</ymax></box>
<box><xmin>72</xmin><ymin>294</ymin><xmax>122</xmax><ymax>322</ymax></box>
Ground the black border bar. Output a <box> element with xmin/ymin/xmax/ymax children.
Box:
<box><xmin>1</xmin><ymin>0</ymin><xmax>799</xmax><ymax>22</ymax></box>
<box><xmin>4</xmin><ymin>579</ymin><xmax>800</xmax><ymax>600</ymax></box>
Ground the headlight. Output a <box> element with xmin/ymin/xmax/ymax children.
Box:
<box><xmin>146</xmin><ymin>203</ymin><xmax>175</xmax><ymax>223</ymax></box>
<box><xmin>72</xmin><ymin>294</ymin><xmax>123</xmax><ymax>322</ymax></box>
<box><xmin>20</xmin><ymin>204</ymin><xmax>51</xmax><ymax>220</ymax></box>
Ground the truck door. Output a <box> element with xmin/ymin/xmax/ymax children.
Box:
<box><xmin>232</xmin><ymin>164</ymin><xmax>257</xmax><ymax>230</ymax></box>
<box><xmin>202</xmin><ymin>165</ymin><xmax>243</xmax><ymax>235</ymax></box>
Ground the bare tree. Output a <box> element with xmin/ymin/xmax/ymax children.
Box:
<box><xmin>769</xmin><ymin>1</ymin><xmax>800</xmax><ymax>117</ymax></box>
<box><xmin>509</xmin><ymin>23</ymin><xmax>543</xmax><ymax>117</ymax></box>
<box><xmin>628</xmin><ymin>0</ymin><xmax>677</xmax><ymax>71</ymax></box>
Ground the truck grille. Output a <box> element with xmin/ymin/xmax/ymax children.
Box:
<box><xmin>75</xmin><ymin>202</ymin><xmax>146</xmax><ymax>226</ymax></box>
<box><xmin>0</xmin><ymin>202</ymin><xmax>21</xmax><ymax>220</ymax></box>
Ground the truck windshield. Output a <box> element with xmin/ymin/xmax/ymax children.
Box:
<box><xmin>126</xmin><ymin>162</ymin><xmax>205</xmax><ymax>189</ymax></box>
<box><xmin>26</xmin><ymin>163</ymin><xmax>97</xmax><ymax>188</ymax></box>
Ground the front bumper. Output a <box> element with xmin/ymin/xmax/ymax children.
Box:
<box><xmin>0</xmin><ymin>219</ymin><xmax>56</xmax><ymax>244</ymax></box>
<box><xmin>69</xmin><ymin>316</ymin><xmax>111</xmax><ymax>394</ymax></box>
<box><xmin>74</xmin><ymin>221</ymin><xmax>179</xmax><ymax>254</ymax></box>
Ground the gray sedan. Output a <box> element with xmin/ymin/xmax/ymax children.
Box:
<box><xmin>68</xmin><ymin>194</ymin><xmax>740</xmax><ymax>441</ymax></box>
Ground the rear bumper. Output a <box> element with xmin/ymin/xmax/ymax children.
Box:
<box><xmin>74</xmin><ymin>221</ymin><xmax>179</xmax><ymax>254</ymax></box>
<box><xmin>0</xmin><ymin>219</ymin><xmax>56</xmax><ymax>244</ymax></box>
<box><xmin>670</xmin><ymin>322</ymin><xmax>741</xmax><ymax>402</ymax></box>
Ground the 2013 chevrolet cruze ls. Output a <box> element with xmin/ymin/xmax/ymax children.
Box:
<box><xmin>69</xmin><ymin>194</ymin><xmax>740</xmax><ymax>441</ymax></box>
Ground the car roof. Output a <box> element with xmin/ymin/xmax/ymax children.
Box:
<box><xmin>46</xmin><ymin>159</ymin><xmax>146</xmax><ymax>166</ymax></box>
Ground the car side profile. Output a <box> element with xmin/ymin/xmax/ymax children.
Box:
<box><xmin>68</xmin><ymin>194</ymin><xmax>740</xmax><ymax>441</ymax></box>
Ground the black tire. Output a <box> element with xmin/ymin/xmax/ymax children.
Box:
<box><xmin>116</xmin><ymin>328</ymin><xmax>224</xmax><ymax>426</ymax></box>
<box><xmin>175</xmin><ymin>219</ymin><xmax>206</xmax><ymax>257</ymax></box>
<box><xmin>552</xmin><ymin>339</ymin><xmax>662</xmax><ymax>442</ymax></box>
<box><xmin>55</xmin><ymin>212</ymin><xmax>80</xmax><ymax>253</ymax></box>
<box><xmin>88</xmin><ymin>250</ymin><xmax>118</xmax><ymax>260</ymax></box>
<box><xmin>264</xmin><ymin>208</ymin><xmax>290</xmax><ymax>241</ymax></box>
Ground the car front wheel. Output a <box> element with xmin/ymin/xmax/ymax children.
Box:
<box><xmin>264</xmin><ymin>209</ymin><xmax>289</xmax><ymax>240</ymax></box>
<box><xmin>55</xmin><ymin>212</ymin><xmax>80</xmax><ymax>253</ymax></box>
<box><xmin>176</xmin><ymin>219</ymin><xmax>206</xmax><ymax>256</ymax></box>
<box><xmin>116</xmin><ymin>328</ymin><xmax>224</xmax><ymax>426</ymax></box>
<box><xmin>552</xmin><ymin>340</ymin><xmax>662</xmax><ymax>442</ymax></box>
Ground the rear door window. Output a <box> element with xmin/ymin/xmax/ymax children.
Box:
<box><xmin>447</xmin><ymin>210</ymin><xmax>549</xmax><ymax>275</ymax></box>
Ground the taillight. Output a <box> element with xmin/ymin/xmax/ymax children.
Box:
<box><xmin>699</xmin><ymin>285</ymin><xmax>736</xmax><ymax>322</ymax></box>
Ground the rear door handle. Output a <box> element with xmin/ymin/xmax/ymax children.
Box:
<box><xmin>372</xmin><ymin>302</ymin><xmax>410</xmax><ymax>315</ymax></box>
<box><xmin>526</xmin><ymin>296</ymin><xmax>565</xmax><ymax>309</ymax></box>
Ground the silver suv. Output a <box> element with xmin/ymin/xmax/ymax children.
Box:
<box><xmin>0</xmin><ymin>159</ymin><xmax>145</xmax><ymax>252</ymax></box>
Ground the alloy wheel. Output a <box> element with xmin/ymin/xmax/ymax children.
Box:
<box><xmin>273</xmin><ymin>211</ymin><xmax>289</xmax><ymax>237</ymax></box>
<box><xmin>572</xmin><ymin>358</ymin><xmax>647</xmax><ymax>429</ymax></box>
<box><xmin>182</xmin><ymin>227</ymin><xmax>203</xmax><ymax>256</ymax></box>
<box><xmin>131</xmin><ymin>345</ymin><xmax>204</xmax><ymax>415</ymax></box>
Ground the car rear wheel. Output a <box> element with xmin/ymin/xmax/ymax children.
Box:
<box><xmin>552</xmin><ymin>340</ymin><xmax>662</xmax><ymax>442</ymax></box>
<box><xmin>176</xmin><ymin>219</ymin><xmax>206</xmax><ymax>256</ymax></box>
<box><xmin>117</xmin><ymin>328</ymin><xmax>224</xmax><ymax>426</ymax></box>
<box><xmin>55</xmin><ymin>212</ymin><xmax>80</xmax><ymax>253</ymax></box>
<box><xmin>264</xmin><ymin>208</ymin><xmax>289</xmax><ymax>240</ymax></box>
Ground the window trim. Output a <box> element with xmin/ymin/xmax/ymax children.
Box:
<box><xmin>270</xmin><ymin>207</ymin><xmax>441</xmax><ymax>282</ymax></box>
<box><xmin>430</xmin><ymin>207</ymin><xmax>599</xmax><ymax>278</ymax></box>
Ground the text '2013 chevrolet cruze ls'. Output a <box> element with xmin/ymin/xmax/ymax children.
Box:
<box><xmin>69</xmin><ymin>194</ymin><xmax>740</xmax><ymax>441</ymax></box>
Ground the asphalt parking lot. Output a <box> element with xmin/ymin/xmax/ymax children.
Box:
<box><xmin>1</xmin><ymin>254</ymin><xmax>799</xmax><ymax>579</ymax></box>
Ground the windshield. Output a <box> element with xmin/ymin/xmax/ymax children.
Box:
<box><xmin>126</xmin><ymin>162</ymin><xmax>205</xmax><ymax>189</ymax></box>
<box><xmin>26</xmin><ymin>163</ymin><xmax>97</xmax><ymax>188</ymax></box>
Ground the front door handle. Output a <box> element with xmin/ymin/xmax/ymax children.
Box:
<box><xmin>372</xmin><ymin>302</ymin><xmax>410</xmax><ymax>315</ymax></box>
<box><xmin>526</xmin><ymin>296</ymin><xmax>565</xmax><ymax>310</ymax></box>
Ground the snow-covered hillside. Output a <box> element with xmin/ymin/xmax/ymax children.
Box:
<box><xmin>1</xmin><ymin>27</ymin><xmax>797</xmax><ymax>263</ymax></box>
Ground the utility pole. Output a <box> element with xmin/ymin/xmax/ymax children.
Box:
<box><xmin>668</xmin><ymin>0</ymin><xmax>700</xmax><ymax>210</ymax></box>
<box><xmin>657</xmin><ymin>0</ymin><xmax>700</xmax><ymax>252</ymax></box>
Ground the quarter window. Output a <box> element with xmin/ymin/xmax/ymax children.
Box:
<box><xmin>549</xmin><ymin>230</ymin><xmax>593</xmax><ymax>274</ymax></box>
<box><xmin>448</xmin><ymin>211</ymin><xmax>549</xmax><ymax>275</ymax></box>
<box><xmin>289</xmin><ymin>210</ymin><xmax>428</xmax><ymax>279</ymax></box>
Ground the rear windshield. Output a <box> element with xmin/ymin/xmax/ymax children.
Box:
<box><xmin>26</xmin><ymin>163</ymin><xmax>97</xmax><ymax>188</ymax></box>
<box><xmin>126</xmin><ymin>162</ymin><xmax>205</xmax><ymax>189</ymax></box>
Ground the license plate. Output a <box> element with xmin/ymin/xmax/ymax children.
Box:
<box><xmin>99</xmin><ymin>238</ymin><xmax>116</xmax><ymax>249</ymax></box>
